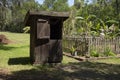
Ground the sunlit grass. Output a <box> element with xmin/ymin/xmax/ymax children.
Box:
<box><xmin>62</xmin><ymin>56</ymin><xmax>79</xmax><ymax>64</ymax></box>
<box><xmin>0</xmin><ymin>32</ymin><xmax>31</xmax><ymax>71</ymax></box>
<box><xmin>94</xmin><ymin>58</ymin><xmax>120</xmax><ymax>64</ymax></box>
<box><xmin>1</xmin><ymin>32</ymin><xmax>120</xmax><ymax>80</ymax></box>
<box><xmin>0</xmin><ymin>32</ymin><xmax>79</xmax><ymax>71</ymax></box>
<box><xmin>0</xmin><ymin>32</ymin><xmax>120</xmax><ymax>72</ymax></box>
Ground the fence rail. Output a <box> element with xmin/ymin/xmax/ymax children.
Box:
<box><xmin>63</xmin><ymin>36</ymin><xmax>120</xmax><ymax>55</ymax></box>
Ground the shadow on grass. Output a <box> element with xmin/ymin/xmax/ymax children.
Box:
<box><xmin>0</xmin><ymin>45</ymin><xmax>29</xmax><ymax>50</ymax></box>
<box><xmin>8</xmin><ymin>57</ymin><xmax>30</xmax><ymax>65</ymax></box>
<box><xmin>4</xmin><ymin>61</ymin><xmax>120</xmax><ymax>80</ymax></box>
<box><xmin>0</xmin><ymin>44</ymin><xmax>17</xmax><ymax>50</ymax></box>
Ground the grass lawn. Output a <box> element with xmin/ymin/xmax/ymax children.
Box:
<box><xmin>0</xmin><ymin>32</ymin><xmax>120</xmax><ymax>80</ymax></box>
<box><xmin>0</xmin><ymin>32</ymin><xmax>78</xmax><ymax>70</ymax></box>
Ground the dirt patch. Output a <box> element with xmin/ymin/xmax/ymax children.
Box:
<box><xmin>0</xmin><ymin>68</ymin><xmax>10</xmax><ymax>75</ymax></box>
<box><xmin>0</xmin><ymin>34</ymin><xmax>11</xmax><ymax>44</ymax></box>
<box><xmin>0</xmin><ymin>68</ymin><xmax>10</xmax><ymax>80</ymax></box>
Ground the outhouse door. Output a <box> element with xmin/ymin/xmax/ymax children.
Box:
<box><xmin>35</xmin><ymin>19</ymin><xmax>50</xmax><ymax>64</ymax></box>
<box><xmin>48</xmin><ymin>19</ymin><xmax>63</xmax><ymax>63</ymax></box>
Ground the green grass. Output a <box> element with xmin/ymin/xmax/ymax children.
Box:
<box><xmin>94</xmin><ymin>58</ymin><xmax>120</xmax><ymax>64</ymax></box>
<box><xmin>0</xmin><ymin>32</ymin><xmax>78</xmax><ymax>71</ymax></box>
<box><xmin>1</xmin><ymin>32</ymin><xmax>120</xmax><ymax>80</ymax></box>
<box><xmin>0</xmin><ymin>32</ymin><xmax>32</xmax><ymax>71</ymax></box>
<box><xmin>62</xmin><ymin>56</ymin><xmax>79</xmax><ymax>64</ymax></box>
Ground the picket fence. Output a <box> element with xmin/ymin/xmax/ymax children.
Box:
<box><xmin>63</xmin><ymin>36</ymin><xmax>120</xmax><ymax>55</ymax></box>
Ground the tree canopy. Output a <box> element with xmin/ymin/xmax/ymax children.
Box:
<box><xmin>0</xmin><ymin>0</ymin><xmax>120</xmax><ymax>37</ymax></box>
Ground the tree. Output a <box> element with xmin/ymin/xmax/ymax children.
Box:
<box><xmin>52</xmin><ymin>0</ymin><xmax>70</xmax><ymax>12</ymax></box>
<box><xmin>42</xmin><ymin>0</ymin><xmax>70</xmax><ymax>12</ymax></box>
<box><xmin>42</xmin><ymin>0</ymin><xmax>56</xmax><ymax>10</ymax></box>
<box><xmin>63</xmin><ymin>6</ymin><xmax>77</xmax><ymax>36</ymax></box>
<box><xmin>0</xmin><ymin>4</ymin><xmax>12</xmax><ymax>31</ymax></box>
<box><xmin>0</xmin><ymin>0</ymin><xmax>42</xmax><ymax>32</ymax></box>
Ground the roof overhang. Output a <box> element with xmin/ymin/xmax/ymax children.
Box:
<box><xmin>24</xmin><ymin>10</ymin><xmax>69</xmax><ymax>26</ymax></box>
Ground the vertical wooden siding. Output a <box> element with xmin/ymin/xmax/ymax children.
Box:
<box><xmin>34</xmin><ymin>19</ymin><xmax>50</xmax><ymax>64</ymax></box>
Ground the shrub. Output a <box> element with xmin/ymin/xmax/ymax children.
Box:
<box><xmin>103</xmin><ymin>47</ymin><xmax>116</xmax><ymax>57</ymax></box>
<box><xmin>5</xmin><ymin>22</ymin><xmax>24</xmax><ymax>33</ymax></box>
<box><xmin>90</xmin><ymin>50</ymin><xmax>99</xmax><ymax>57</ymax></box>
<box><xmin>70</xmin><ymin>46</ymin><xmax>78</xmax><ymax>56</ymax></box>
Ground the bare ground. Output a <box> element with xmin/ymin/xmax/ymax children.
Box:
<box><xmin>0</xmin><ymin>34</ymin><xmax>11</xmax><ymax>44</ymax></box>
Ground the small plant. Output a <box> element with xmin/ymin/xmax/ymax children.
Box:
<box><xmin>23</xmin><ymin>26</ymin><xmax>30</xmax><ymax>33</ymax></box>
<box><xmin>103</xmin><ymin>47</ymin><xmax>116</xmax><ymax>57</ymax></box>
<box><xmin>70</xmin><ymin>46</ymin><xmax>77</xmax><ymax>56</ymax></box>
<box><xmin>90</xmin><ymin>50</ymin><xmax>99</xmax><ymax>57</ymax></box>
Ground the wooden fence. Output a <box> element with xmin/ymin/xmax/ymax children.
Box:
<box><xmin>63</xmin><ymin>36</ymin><xmax>120</xmax><ymax>55</ymax></box>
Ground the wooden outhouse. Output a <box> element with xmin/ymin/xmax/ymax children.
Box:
<box><xmin>24</xmin><ymin>11</ymin><xmax>69</xmax><ymax>64</ymax></box>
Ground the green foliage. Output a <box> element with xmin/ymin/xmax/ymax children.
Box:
<box><xmin>23</xmin><ymin>26</ymin><xmax>30</xmax><ymax>33</ymax></box>
<box><xmin>42</xmin><ymin>0</ymin><xmax>56</xmax><ymax>10</ymax></box>
<box><xmin>0</xmin><ymin>7</ymin><xmax>12</xmax><ymax>31</ymax></box>
<box><xmin>42</xmin><ymin>0</ymin><xmax>70</xmax><ymax>12</ymax></box>
<box><xmin>106</xmin><ymin>20</ymin><xmax>119</xmax><ymax>27</ymax></box>
<box><xmin>90</xmin><ymin>31</ymin><xmax>99</xmax><ymax>36</ymax></box>
<box><xmin>0</xmin><ymin>0</ymin><xmax>42</xmax><ymax>32</ymax></box>
<box><xmin>1</xmin><ymin>0</ymin><xmax>120</xmax><ymax>35</ymax></box>
<box><xmin>70</xmin><ymin>40</ymin><xmax>78</xmax><ymax>56</ymax></box>
<box><xmin>70</xmin><ymin>46</ymin><xmax>76</xmax><ymax>54</ymax></box>
<box><xmin>52</xmin><ymin>0</ymin><xmax>70</xmax><ymax>12</ymax></box>
<box><xmin>6</xmin><ymin>22</ymin><xmax>24</xmax><ymax>33</ymax></box>
<box><xmin>1</xmin><ymin>32</ymin><xmax>120</xmax><ymax>80</ymax></box>
<box><xmin>63</xmin><ymin>7</ymin><xmax>77</xmax><ymax>36</ymax></box>
<box><xmin>0</xmin><ymin>32</ymin><xmax>79</xmax><ymax>71</ymax></box>
<box><xmin>90</xmin><ymin>50</ymin><xmax>99</xmax><ymax>57</ymax></box>
<box><xmin>90</xmin><ymin>47</ymin><xmax>116</xmax><ymax>57</ymax></box>
<box><xmin>103</xmin><ymin>47</ymin><xmax>116</xmax><ymax>57</ymax></box>
<box><xmin>66</xmin><ymin>0</ymin><xmax>120</xmax><ymax>37</ymax></box>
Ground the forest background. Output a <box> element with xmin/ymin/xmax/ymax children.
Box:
<box><xmin>0</xmin><ymin>0</ymin><xmax>120</xmax><ymax>37</ymax></box>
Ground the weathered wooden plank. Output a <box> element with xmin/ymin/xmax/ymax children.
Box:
<box><xmin>48</xmin><ymin>40</ymin><xmax>63</xmax><ymax>63</ymax></box>
<box><xmin>29</xmin><ymin>11</ymin><xmax>69</xmax><ymax>17</ymax></box>
<box><xmin>63</xmin><ymin>37</ymin><xmax>120</xmax><ymax>56</ymax></box>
